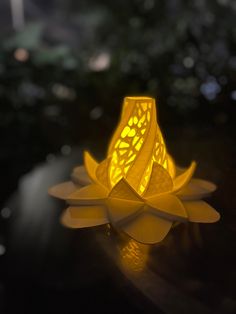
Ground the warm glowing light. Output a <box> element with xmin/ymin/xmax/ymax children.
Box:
<box><xmin>108</xmin><ymin>97</ymin><xmax>170</xmax><ymax>194</ymax></box>
<box><xmin>120</xmin><ymin>239</ymin><xmax>149</xmax><ymax>272</ymax></box>
<box><xmin>14</xmin><ymin>48</ymin><xmax>29</xmax><ymax>62</ymax></box>
<box><xmin>49</xmin><ymin>96</ymin><xmax>220</xmax><ymax>245</ymax></box>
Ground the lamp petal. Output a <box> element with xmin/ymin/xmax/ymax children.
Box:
<box><xmin>67</xmin><ymin>184</ymin><xmax>108</xmax><ymax>205</ymax></box>
<box><xmin>176</xmin><ymin>179</ymin><xmax>217</xmax><ymax>200</ymax></box>
<box><xmin>61</xmin><ymin>205</ymin><xmax>108</xmax><ymax>228</ymax></box>
<box><xmin>167</xmin><ymin>154</ymin><xmax>176</xmax><ymax>178</ymax></box>
<box><xmin>96</xmin><ymin>157</ymin><xmax>111</xmax><ymax>189</ymax></box>
<box><xmin>48</xmin><ymin>181</ymin><xmax>76</xmax><ymax>200</ymax></box>
<box><xmin>109</xmin><ymin>178</ymin><xmax>143</xmax><ymax>201</ymax></box>
<box><xmin>107</xmin><ymin>198</ymin><xmax>144</xmax><ymax>224</ymax></box>
<box><xmin>121</xmin><ymin>211</ymin><xmax>172</xmax><ymax>244</ymax></box>
<box><xmin>144</xmin><ymin>163</ymin><xmax>173</xmax><ymax>198</ymax></box>
<box><xmin>175</xmin><ymin>165</ymin><xmax>187</xmax><ymax>176</ymax></box>
<box><xmin>173</xmin><ymin>161</ymin><xmax>196</xmax><ymax>193</ymax></box>
<box><xmin>183</xmin><ymin>200</ymin><xmax>220</xmax><ymax>223</ymax></box>
<box><xmin>84</xmin><ymin>151</ymin><xmax>99</xmax><ymax>183</ymax></box>
<box><xmin>71</xmin><ymin>165</ymin><xmax>91</xmax><ymax>186</ymax></box>
<box><xmin>146</xmin><ymin>194</ymin><xmax>188</xmax><ymax>222</ymax></box>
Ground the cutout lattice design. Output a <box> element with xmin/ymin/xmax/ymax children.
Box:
<box><xmin>108</xmin><ymin>97</ymin><xmax>169</xmax><ymax>194</ymax></box>
<box><xmin>49</xmin><ymin>95</ymin><xmax>220</xmax><ymax>245</ymax></box>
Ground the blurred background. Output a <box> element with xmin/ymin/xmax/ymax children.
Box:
<box><xmin>0</xmin><ymin>0</ymin><xmax>236</xmax><ymax>313</ymax></box>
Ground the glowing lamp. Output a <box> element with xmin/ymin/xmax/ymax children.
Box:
<box><xmin>49</xmin><ymin>96</ymin><xmax>220</xmax><ymax>244</ymax></box>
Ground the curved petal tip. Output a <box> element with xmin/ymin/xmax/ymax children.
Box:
<box><xmin>177</xmin><ymin>178</ymin><xmax>217</xmax><ymax>200</ymax></box>
<box><xmin>71</xmin><ymin>165</ymin><xmax>91</xmax><ymax>186</ymax></box>
<box><xmin>48</xmin><ymin>181</ymin><xmax>77</xmax><ymax>200</ymax></box>
<box><xmin>184</xmin><ymin>200</ymin><xmax>220</xmax><ymax>223</ymax></box>
<box><xmin>61</xmin><ymin>205</ymin><xmax>108</xmax><ymax>228</ymax></box>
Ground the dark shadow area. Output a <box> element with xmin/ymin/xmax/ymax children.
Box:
<box><xmin>0</xmin><ymin>1</ymin><xmax>236</xmax><ymax>313</ymax></box>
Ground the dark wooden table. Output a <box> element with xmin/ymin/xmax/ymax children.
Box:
<box><xmin>3</xmin><ymin>147</ymin><xmax>236</xmax><ymax>314</ymax></box>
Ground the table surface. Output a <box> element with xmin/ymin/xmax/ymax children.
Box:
<box><xmin>3</xmin><ymin>149</ymin><xmax>236</xmax><ymax>314</ymax></box>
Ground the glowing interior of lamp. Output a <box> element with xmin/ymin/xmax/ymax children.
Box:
<box><xmin>48</xmin><ymin>95</ymin><xmax>220</xmax><ymax>245</ymax></box>
<box><xmin>108</xmin><ymin>96</ymin><xmax>172</xmax><ymax>195</ymax></box>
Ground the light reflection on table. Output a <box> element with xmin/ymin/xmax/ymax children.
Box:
<box><xmin>4</xmin><ymin>150</ymin><xmax>236</xmax><ymax>314</ymax></box>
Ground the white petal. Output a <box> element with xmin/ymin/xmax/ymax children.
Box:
<box><xmin>48</xmin><ymin>181</ymin><xmax>76</xmax><ymax>200</ymax></box>
<box><xmin>61</xmin><ymin>205</ymin><xmax>108</xmax><ymax>228</ymax></box>
<box><xmin>177</xmin><ymin>178</ymin><xmax>217</xmax><ymax>200</ymax></box>
<box><xmin>173</xmin><ymin>161</ymin><xmax>196</xmax><ymax>192</ymax></box>
<box><xmin>167</xmin><ymin>154</ymin><xmax>176</xmax><ymax>178</ymax></box>
<box><xmin>144</xmin><ymin>163</ymin><xmax>173</xmax><ymax>198</ymax></box>
<box><xmin>175</xmin><ymin>165</ymin><xmax>187</xmax><ymax>176</ymax></box>
<box><xmin>109</xmin><ymin>178</ymin><xmax>142</xmax><ymax>201</ymax></box>
<box><xmin>84</xmin><ymin>151</ymin><xmax>99</xmax><ymax>183</ymax></box>
<box><xmin>121</xmin><ymin>211</ymin><xmax>172</xmax><ymax>244</ymax></box>
<box><xmin>96</xmin><ymin>158</ymin><xmax>111</xmax><ymax>188</ymax></box>
<box><xmin>107</xmin><ymin>198</ymin><xmax>144</xmax><ymax>224</ymax></box>
<box><xmin>67</xmin><ymin>184</ymin><xmax>108</xmax><ymax>205</ymax></box>
<box><xmin>183</xmin><ymin>200</ymin><xmax>220</xmax><ymax>223</ymax></box>
<box><xmin>71</xmin><ymin>165</ymin><xmax>91</xmax><ymax>186</ymax></box>
<box><xmin>146</xmin><ymin>194</ymin><xmax>187</xmax><ymax>222</ymax></box>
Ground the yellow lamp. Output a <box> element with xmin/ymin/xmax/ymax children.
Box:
<box><xmin>49</xmin><ymin>96</ymin><xmax>220</xmax><ymax>244</ymax></box>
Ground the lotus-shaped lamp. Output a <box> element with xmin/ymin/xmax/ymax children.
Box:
<box><xmin>49</xmin><ymin>96</ymin><xmax>220</xmax><ymax>244</ymax></box>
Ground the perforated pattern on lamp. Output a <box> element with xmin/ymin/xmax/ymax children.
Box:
<box><xmin>108</xmin><ymin>97</ymin><xmax>170</xmax><ymax>194</ymax></box>
<box><xmin>109</xmin><ymin>100</ymin><xmax>152</xmax><ymax>188</ymax></box>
